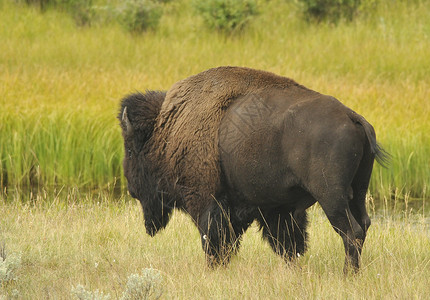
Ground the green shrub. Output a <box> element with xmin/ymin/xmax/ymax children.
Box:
<box><xmin>62</xmin><ymin>0</ymin><xmax>95</xmax><ymax>26</ymax></box>
<box><xmin>19</xmin><ymin>0</ymin><xmax>95</xmax><ymax>26</ymax></box>
<box><xmin>117</xmin><ymin>0</ymin><xmax>163</xmax><ymax>33</ymax></box>
<box><xmin>297</xmin><ymin>0</ymin><xmax>362</xmax><ymax>23</ymax></box>
<box><xmin>192</xmin><ymin>0</ymin><xmax>259</xmax><ymax>32</ymax></box>
<box><xmin>21</xmin><ymin>0</ymin><xmax>52</xmax><ymax>11</ymax></box>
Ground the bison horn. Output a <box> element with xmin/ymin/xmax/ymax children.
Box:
<box><xmin>122</xmin><ymin>106</ymin><xmax>133</xmax><ymax>135</ymax></box>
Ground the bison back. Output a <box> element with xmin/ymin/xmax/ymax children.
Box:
<box><xmin>149</xmin><ymin>67</ymin><xmax>307</xmax><ymax>216</ymax></box>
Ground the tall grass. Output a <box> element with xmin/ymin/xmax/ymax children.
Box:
<box><xmin>0</xmin><ymin>0</ymin><xmax>429</xmax><ymax>203</ymax></box>
<box><xmin>0</xmin><ymin>193</ymin><xmax>429</xmax><ymax>298</ymax></box>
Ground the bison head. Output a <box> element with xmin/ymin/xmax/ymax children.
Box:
<box><xmin>119</xmin><ymin>91</ymin><xmax>172</xmax><ymax>236</ymax></box>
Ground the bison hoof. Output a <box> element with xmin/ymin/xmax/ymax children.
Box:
<box><xmin>145</xmin><ymin>225</ymin><xmax>158</xmax><ymax>237</ymax></box>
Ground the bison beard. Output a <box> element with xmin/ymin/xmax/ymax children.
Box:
<box><xmin>118</xmin><ymin>67</ymin><xmax>389</xmax><ymax>273</ymax></box>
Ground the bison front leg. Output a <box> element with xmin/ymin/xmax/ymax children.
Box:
<box><xmin>198</xmin><ymin>202</ymin><xmax>244</xmax><ymax>268</ymax></box>
<box><xmin>257</xmin><ymin>207</ymin><xmax>308</xmax><ymax>261</ymax></box>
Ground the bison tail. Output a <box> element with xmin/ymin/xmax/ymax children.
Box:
<box><xmin>348</xmin><ymin>111</ymin><xmax>390</xmax><ymax>168</ymax></box>
<box><xmin>372</xmin><ymin>142</ymin><xmax>391</xmax><ymax>168</ymax></box>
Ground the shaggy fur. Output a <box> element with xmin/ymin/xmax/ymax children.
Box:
<box><xmin>119</xmin><ymin>91</ymin><xmax>165</xmax><ymax>152</ymax></box>
<box><xmin>119</xmin><ymin>66</ymin><xmax>388</xmax><ymax>272</ymax></box>
<box><xmin>150</xmin><ymin>67</ymin><xmax>309</xmax><ymax>220</ymax></box>
<box><xmin>119</xmin><ymin>91</ymin><xmax>175</xmax><ymax>236</ymax></box>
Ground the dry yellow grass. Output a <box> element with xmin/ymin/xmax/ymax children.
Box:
<box><xmin>1</xmin><ymin>192</ymin><xmax>429</xmax><ymax>299</ymax></box>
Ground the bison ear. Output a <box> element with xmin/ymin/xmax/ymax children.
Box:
<box><xmin>122</xmin><ymin>106</ymin><xmax>133</xmax><ymax>136</ymax></box>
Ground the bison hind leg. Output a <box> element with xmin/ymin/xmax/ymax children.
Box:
<box><xmin>258</xmin><ymin>207</ymin><xmax>308</xmax><ymax>261</ymax></box>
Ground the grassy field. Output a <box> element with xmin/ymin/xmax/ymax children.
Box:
<box><xmin>1</xmin><ymin>193</ymin><xmax>429</xmax><ymax>299</ymax></box>
<box><xmin>0</xmin><ymin>0</ymin><xmax>429</xmax><ymax>204</ymax></box>
<box><xmin>0</xmin><ymin>0</ymin><xmax>429</xmax><ymax>298</ymax></box>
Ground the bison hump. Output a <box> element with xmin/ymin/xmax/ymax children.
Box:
<box><xmin>151</xmin><ymin>66</ymin><xmax>304</xmax><ymax>204</ymax></box>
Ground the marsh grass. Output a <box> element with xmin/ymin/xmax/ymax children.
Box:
<box><xmin>0</xmin><ymin>0</ymin><xmax>429</xmax><ymax>200</ymax></box>
<box><xmin>0</xmin><ymin>192</ymin><xmax>429</xmax><ymax>298</ymax></box>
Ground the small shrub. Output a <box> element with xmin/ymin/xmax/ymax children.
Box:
<box><xmin>70</xmin><ymin>268</ymin><xmax>163</xmax><ymax>300</ymax></box>
<box><xmin>120</xmin><ymin>268</ymin><xmax>163</xmax><ymax>300</ymax></box>
<box><xmin>19</xmin><ymin>0</ymin><xmax>95</xmax><ymax>26</ymax></box>
<box><xmin>0</xmin><ymin>251</ymin><xmax>21</xmax><ymax>286</ymax></box>
<box><xmin>192</xmin><ymin>0</ymin><xmax>259</xmax><ymax>32</ymax></box>
<box><xmin>21</xmin><ymin>0</ymin><xmax>53</xmax><ymax>11</ymax></box>
<box><xmin>71</xmin><ymin>285</ymin><xmax>111</xmax><ymax>300</ymax></box>
<box><xmin>62</xmin><ymin>0</ymin><xmax>96</xmax><ymax>27</ymax></box>
<box><xmin>297</xmin><ymin>0</ymin><xmax>362</xmax><ymax>23</ymax></box>
<box><xmin>117</xmin><ymin>0</ymin><xmax>163</xmax><ymax>33</ymax></box>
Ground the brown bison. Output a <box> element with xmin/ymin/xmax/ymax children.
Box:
<box><xmin>118</xmin><ymin>66</ymin><xmax>388</xmax><ymax>273</ymax></box>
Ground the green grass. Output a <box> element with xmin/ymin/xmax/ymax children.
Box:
<box><xmin>0</xmin><ymin>0</ymin><xmax>429</xmax><ymax>203</ymax></box>
<box><xmin>1</xmin><ymin>193</ymin><xmax>429</xmax><ymax>298</ymax></box>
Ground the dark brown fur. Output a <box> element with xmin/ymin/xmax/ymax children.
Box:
<box><xmin>119</xmin><ymin>67</ymin><xmax>388</xmax><ymax>272</ymax></box>
<box><xmin>149</xmin><ymin>67</ymin><xmax>310</xmax><ymax>219</ymax></box>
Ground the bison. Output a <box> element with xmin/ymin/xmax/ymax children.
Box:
<box><xmin>118</xmin><ymin>66</ymin><xmax>388</xmax><ymax>273</ymax></box>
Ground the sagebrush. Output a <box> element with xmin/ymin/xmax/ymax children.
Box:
<box><xmin>117</xmin><ymin>0</ymin><xmax>163</xmax><ymax>33</ymax></box>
